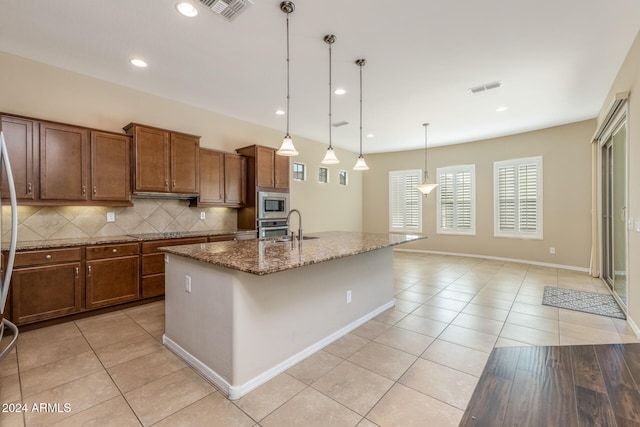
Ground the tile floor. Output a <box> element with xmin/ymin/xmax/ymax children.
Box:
<box><xmin>1</xmin><ymin>251</ymin><xmax>638</xmax><ymax>426</ymax></box>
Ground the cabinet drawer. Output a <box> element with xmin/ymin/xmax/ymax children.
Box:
<box><xmin>141</xmin><ymin>237</ymin><xmax>207</xmax><ymax>253</ymax></box>
<box><xmin>13</xmin><ymin>248</ymin><xmax>82</xmax><ymax>268</ymax></box>
<box><xmin>142</xmin><ymin>274</ymin><xmax>165</xmax><ymax>298</ymax></box>
<box><xmin>86</xmin><ymin>243</ymin><xmax>139</xmax><ymax>260</ymax></box>
<box><xmin>208</xmin><ymin>234</ymin><xmax>235</xmax><ymax>242</ymax></box>
<box><xmin>142</xmin><ymin>253</ymin><xmax>165</xmax><ymax>276</ymax></box>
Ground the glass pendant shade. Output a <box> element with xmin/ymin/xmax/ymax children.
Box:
<box><xmin>416</xmin><ymin>122</ymin><xmax>438</xmax><ymax>196</ymax></box>
<box><xmin>416</xmin><ymin>182</ymin><xmax>438</xmax><ymax>195</ymax></box>
<box><xmin>277</xmin><ymin>135</ymin><xmax>298</xmax><ymax>156</ymax></box>
<box><xmin>321</xmin><ymin>146</ymin><xmax>339</xmax><ymax>164</ymax></box>
<box><xmin>353</xmin><ymin>155</ymin><xmax>369</xmax><ymax>171</ymax></box>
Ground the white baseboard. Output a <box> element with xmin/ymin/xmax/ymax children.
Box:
<box><xmin>163</xmin><ymin>299</ymin><xmax>395</xmax><ymax>400</ymax></box>
<box><xmin>395</xmin><ymin>248</ymin><xmax>589</xmax><ymax>273</ymax></box>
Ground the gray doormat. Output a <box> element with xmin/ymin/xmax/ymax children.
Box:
<box><xmin>542</xmin><ymin>286</ymin><xmax>626</xmax><ymax>319</ymax></box>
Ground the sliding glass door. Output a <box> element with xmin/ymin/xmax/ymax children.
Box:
<box><xmin>601</xmin><ymin>119</ymin><xmax>627</xmax><ymax>305</ymax></box>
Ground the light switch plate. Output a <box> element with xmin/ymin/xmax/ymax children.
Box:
<box><xmin>106</xmin><ymin>212</ymin><xmax>115</xmax><ymax>222</ymax></box>
<box><xmin>200</xmin><ymin>211</ymin><xmax>206</xmax><ymax>220</ymax></box>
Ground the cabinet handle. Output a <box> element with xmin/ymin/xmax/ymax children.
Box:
<box><xmin>112</xmin><ymin>248</ymin><xmax>118</xmax><ymax>253</ymax></box>
<box><xmin>93</xmin><ymin>186</ymin><xmax>97</xmax><ymax>195</ymax></box>
<box><xmin>172</xmin><ymin>179</ymin><xmax>176</xmax><ymax>189</ymax></box>
<box><xmin>87</xmin><ymin>266</ymin><xmax>92</xmax><ymax>277</ymax></box>
<box><xmin>75</xmin><ymin>267</ymin><xmax>79</xmax><ymax>278</ymax></box>
<box><xmin>27</xmin><ymin>182</ymin><xmax>32</xmax><ymax>194</ymax></box>
<box><xmin>82</xmin><ymin>185</ymin><xmax>86</xmax><ymax>196</ymax></box>
<box><xmin>45</xmin><ymin>254</ymin><xmax>52</xmax><ymax>260</ymax></box>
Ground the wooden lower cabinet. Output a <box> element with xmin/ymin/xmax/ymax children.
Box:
<box><xmin>86</xmin><ymin>243</ymin><xmax>140</xmax><ymax>309</ymax></box>
<box><xmin>11</xmin><ymin>248</ymin><xmax>83</xmax><ymax>325</ymax></box>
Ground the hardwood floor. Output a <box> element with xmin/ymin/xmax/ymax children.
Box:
<box><xmin>461</xmin><ymin>343</ymin><xmax>640</xmax><ymax>426</ymax></box>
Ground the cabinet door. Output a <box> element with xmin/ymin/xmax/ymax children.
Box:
<box><xmin>274</xmin><ymin>153</ymin><xmax>290</xmax><ymax>190</ymax></box>
<box><xmin>224</xmin><ymin>153</ymin><xmax>246</xmax><ymax>206</ymax></box>
<box><xmin>86</xmin><ymin>256</ymin><xmax>139</xmax><ymax>309</ymax></box>
<box><xmin>11</xmin><ymin>262</ymin><xmax>82</xmax><ymax>324</ymax></box>
<box><xmin>198</xmin><ymin>149</ymin><xmax>224</xmax><ymax>204</ymax></box>
<box><xmin>133</xmin><ymin>126</ymin><xmax>170</xmax><ymax>192</ymax></box>
<box><xmin>91</xmin><ymin>131</ymin><xmax>131</xmax><ymax>202</ymax></box>
<box><xmin>1</xmin><ymin>115</ymin><xmax>36</xmax><ymax>200</ymax></box>
<box><xmin>170</xmin><ymin>133</ymin><xmax>199</xmax><ymax>194</ymax></box>
<box><xmin>256</xmin><ymin>146</ymin><xmax>275</xmax><ymax>188</ymax></box>
<box><xmin>39</xmin><ymin>122</ymin><xmax>89</xmax><ymax>200</ymax></box>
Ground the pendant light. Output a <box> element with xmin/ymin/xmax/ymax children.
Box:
<box><xmin>416</xmin><ymin>123</ymin><xmax>438</xmax><ymax>195</ymax></box>
<box><xmin>276</xmin><ymin>1</ymin><xmax>299</xmax><ymax>157</ymax></box>
<box><xmin>321</xmin><ymin>34</ymin><xmax>339</xmax><ymax>164</ymax></box>
<box><xmin>353</xmin><ymin>58</ymin><xmax>369</xmax><ymax>171</ymax></box>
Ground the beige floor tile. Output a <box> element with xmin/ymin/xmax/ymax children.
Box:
<box><xmin>20</xmin><ymin>351</ymin><xmax>103</xmax><ymax>398</ymax></box>
<box><xmin>500</xmin><ymin>323</ymin><xmax>560</xmax><ymax>346</ymax></box>
<box><xmin>435</xmin><ymin>289</ymin><xmax>476</xmax><ymax>302</ymax></box>
<box><xmin>234</xmin><ymin>373</ymin><xmax>307</xmax><ymax>422</ymax></box>
<box><xmin>356</xmin><ymin>418</ymin><xmax>379</xmax><ymax>427</ymax></box>
<box><xmin>405</xmin><ymin>284</ymin><xmax>443</xmax><ymax>296</ymax></box>
<box><xmin>505</xmin><ymin>311</ymin><xmax>559</xmax><ymax>334</ymax></box>
<box><xmin>495</xmin><ymin>336</ymin><xmax>533</xmax><ymax>347</ymax></box>
<box><xmin>514</xmin><ymin>293</ymin><xmax>544</xmax><ymax>305</ymax></box>
<box><xmin>124</xmin><ymin>367</ymin><xmax>215</xmax><ymax>426</ymax></box>
<box><xmin>0</xmin><ymin>410</ymin><xmax>24</xmax><ymax>427</ymax></box>
<box><xmin>49</xmin><ymin>396</ymin><xmax>140</xmax><ymax>427</ymax></box>
<box><xmin>461</xmin><ymin>303</ymin><xmax>510</xmax><ymax>322</ymax></box>
<box><xmin>74</xmin><ymin>311</ymin><xmax>131</xmax><ymax>332</ymax></box>
<box><xmin>510</xmin><ymin>301</ymin><xmax>559</xmax><ymax>320</ymax></box>
<box><xmin>286</xmin><ymin>350</ymin><xmax>342</xmax><ymax>385</ymax></box>
<box><xmin>439</xmin><ymin>325</ymin><xmax>498</xmax><ymax>353</ymax></box>
<box><xmin>80</xmin><ymin>321</ymin><xmax>148</xmax><ymax>350</ymax></box>
<box><xmin>558</xmin><ymin>309</ymin><xmax>619</xmax><ymax>332</ymax></box>
<box><xmin>367</xmin><ymin>383</ymin><xmax>463</xmax><ymax>427</ymax></box>
<box><xmin>559</xmin><ymin>322</ymin><xmax>624</xmax><ymax>344</ymax></box>
<box><xmin>392</xmin><ymin>299</ymin><xmax>422</xmax><ymax>313</ymax></box>
<box><xmin>16</xmin><ymin>322</ymin><xmax>81</xmax><ymax>351</ymax></box>
<box><xmin>347</xmin><ymin>342</ymin><xmax>416</xmax><ymax>381</ymax></box>
<box><xmin>399</xmin><ymin>358</ymin><xmax>478</xmax><ymax>410</ymax></box>
<box><xmin>23</xmin><ymin>371</ymin><xmax>120</xmax><ymax>426</ymax></box>
<box><xmin>0</xmin><ymin>345</ymin><xmax>18</xmax><ymax>378</ymax></box>
<box><xmin>394</xmin><ymin>290</ymin><xmax>432</xmax><ymax>304</ymax></box>
<box><xmin>351</xmin><ymin>320</ymin><xmax>390</xmax><ymax>340</ymax></box>
<box><xmin>0</xmin><ymin>373</ymin><xmax>21</xmax><ymax>403</ymax></box>
<box><xmin>424</xmin><ymin>296</ymin><xmax>468</xmax><ymax>312</ymax></box>
<box><xmin>469</xmin><ymin>295</ymin><xmax>513</xmax><ymax>310</ymax></box>
<box><xmin>93</xmin><ymin>333</ymin><xmax>164</xmax><ymax>368</ymax></box>
<box><xmin>395</xmin><ymin>314</ymin><xmax>448</xmax><ymax>338</ymax></box>
<box><xmin>17</xmin><ymin>335</ymin><xmax>92</xmax><ymax>371</ymax></box>
<box><xmin>411</xmin><ymin>305</ymin><xmax>459</xmax><ymax>323</ymax></box>
<box><xmin>312</xmin><ymin>360</ymin><xmax>393</xmax><ymax>415</ymax></box>
<box><xmin>323</xmin><ymin>333</ymin><xmax>370</xmax><ymax>359</ymax></box>
<box><xmin>153</xmin><ymin>392</ymin><xmax>255</xmax><ymax>427</ymax></box>
<box><xmin>108</xmin><ymin>348</ymin><xmax>186</xmax><ymax>393</ymax></box>
<box><xmin>261</xmin><ymin>387</ymin><xmax>361</xmax><ymax>427</ymax></box>
<box><xmin>374</xmin><ymin>326</ymin><xmax>434</xmax><ymax>356</ymax></box>
<box><xmin>452</xmin><ymin>313</ymin><xmax>504</xmax><ymax>335</ymax></box>
<box><xmin>421</xmin><ymin>339</ymin><xmax>490</xmax><ymax>377</ymax></box>
<box><xmin>374</xmin><ymin>308</ymin><xmax>407</xmax><ymax>325</ymax></box>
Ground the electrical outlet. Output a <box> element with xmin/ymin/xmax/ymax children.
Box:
<box><xmin>185</xmin><ymin>275</ymin><xmax>191</xmax><ymax>293</ymax></box>
<box><xmin>200</xmin><ymin>211</ymin><xmax>206</xmax><ymax>220</ymax></box>
<box><xmin>549</xmin><ymin>247</ymin><xmax>555</xmax><ymax>255</ymax></box>
<box><xmin>346</xmin><ymin>290</ymin><xmax>352</xmax><ymax>304</ymax></box>
<box><xmin>106</xmin><ymin>212</ymin><xmax>115</xmax><ymax>222</ymax></box>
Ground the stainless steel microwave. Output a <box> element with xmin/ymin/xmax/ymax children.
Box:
<box><xmin>258</xmin><ymin>191</ymin><xmax>289</xmax><ymax>219</ymax></box>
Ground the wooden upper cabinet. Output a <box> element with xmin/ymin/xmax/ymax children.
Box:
<box><xmin>194</xmin><ymin>149</ymin><xmax>246</xmax><ymax>207</ymax></box>
<box><xmin>246</xmin><ymin>145</ymin><xmax>289</xmax><ymax>191</ymax></box>
<box><xmin>39</xmin><ymin>122</ymin><xmax>89</xmax><ymax>201</ymax></box>
<box><xmin>170</xmin><ymin>133</ymin><xmax>199</xmax><ymax>194</ymax></box>
<box><xmin>125</xmin><ymin>123</ymin><xmax>199</xmax><ymax>195</ymax></box>
<box><xmin>198</xmin><ymin>149</ymin><xmax>224</xmax><ymax>204</ymax></box>
<box><xmin>274</xmin><ymin>153</ymin><xmax>290</xmax><ymax>190</ymax></box>
<box><xmin>1</xmin><ymin>115</ymin><xmax>37</xmax><ymax>201</ymax></box>
<box><xmin>90</xmin><ymin>131</ymin><xmax>131</xmax><ymax>202</ymax></box>
<box><xmin>224</xmin><ymin>153</ymin><xmax>246</xmax><ymax>205</ymax></box>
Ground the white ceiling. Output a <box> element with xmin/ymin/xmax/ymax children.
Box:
<box><xmin>1</xmin><ymin>0</ymin><xmax>639</xmax><ymax>153</ymax></box>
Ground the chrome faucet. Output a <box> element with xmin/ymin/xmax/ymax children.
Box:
<box><xmin>286</xmin><ymin>209</ymin><xmax>303</xmax><ymax>241</ymax></box>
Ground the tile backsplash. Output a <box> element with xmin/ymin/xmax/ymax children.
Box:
<box><xmin>1</xmin><ymin>198</ymin><xmax>237</xmax><ymax>242</ymax></box>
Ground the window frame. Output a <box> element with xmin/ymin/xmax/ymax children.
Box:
<box><xmin>339</xmin><ymin>170</ymin><xmax>348</xmax><ymax>186</ymax></box>
<box><xmin>493</xmin><ymin>156</ymin><xmax>543</xmax><ymax>239</ymax></box>
<box><xmin>389</xmin><ymin>169</ymin><xmax>423</xmax><ymax>233</ymax></box>
<box><xmin>292</xmin><ymin>162</ymin><xmax>306</xmax><ymax>181</ymax></box>
<box><xmin>436</xmin><ymin>164</ymin><xmax>476</xmax><ymax>235</ymax></box>
<box><xmin>318</xmin><ymin>167</ymin><xmax>329</xmax><ymax>184</ymax></box>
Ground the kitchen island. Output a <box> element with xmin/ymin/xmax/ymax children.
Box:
<box><xmin>161</xmin><ymin>231</ymin><xmax>425</xmax><ymax>399</ymax></box>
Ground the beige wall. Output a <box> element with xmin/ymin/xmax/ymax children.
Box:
<box><xmin>596</xmin><ymin>31</ymin><xmax>640</xmax><ymax>327</ymax></box>
<box><xmin>0</xmin><ymin>51</ymin><xmax>362</xmax><ymax>235</ymax></box>
<box><xmin>363</xmin><ymin>120</ymin><xmax>595</xmax><ymax>269</ymax></box>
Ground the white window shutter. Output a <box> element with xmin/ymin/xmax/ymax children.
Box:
<box><xmin>436</xmin><ymin>165</ymin><xmax>475</xmax><ymax>235</ymax></box>
<box><xmin>389</xmin><ymin>170</ymin><xmax>422</xmax><ymax>232</ymax></box>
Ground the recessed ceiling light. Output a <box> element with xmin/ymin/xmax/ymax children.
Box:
<box><xmin>130</xmin><ymin>58</ymin><xmax>148</xmax><ymax>68</ymax></box>
<box><xmin>366</xmin><ymin>133</ymin><xmax>374</xmax><ymax>138</ymax></box>
<box><xmin>496</xmin><ymin>106</ymin><xmax>508</xmax><ymax>112</ymax></box>
<box><xmin>176</xmin><ymin>2</ymin><xmax>198</xmax><ymax>17</ymax></box>
<box><xmin>275</xmin><ymin>110</ymin><xmax>285</xmax><ymax>115</ymax></box>
<box><xmin>334</xmin><ymin>88</ymin><xmax>346</xmax><ymax>95</ymax></box>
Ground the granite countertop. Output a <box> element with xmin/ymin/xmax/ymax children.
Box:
<box><xmin>160</xmin><ymin>231</ymin><xmax>426</xmax><ymax>276</ymax></box>
<box><xmin>3</xmin><ymin>229</ymin><xmax>256</xmax><ymax>251</ymax></box>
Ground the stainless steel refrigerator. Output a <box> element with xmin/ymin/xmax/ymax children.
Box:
<box><xmin>0</xmin><ymin>130</ymin><xmax>19</xmax><ymax>361</ymax></box>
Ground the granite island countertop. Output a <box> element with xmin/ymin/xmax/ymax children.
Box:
<box><xmin>160</xmin><ymin>231</ymin><xmax>426</xmax><ymax>276</ymax></box>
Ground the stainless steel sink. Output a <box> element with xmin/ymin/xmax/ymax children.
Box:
<box><xmin>263</xmin><ymin>236</ymin><xmax>319</xmax><ymax>242</ymax></box>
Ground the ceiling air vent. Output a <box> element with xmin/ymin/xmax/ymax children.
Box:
<box><xmin>469</xmin><ymin>80</ymin><xmax>502</xmax><ymax>94</ymax></box>
<box><xmin>198</xmin><ymin>0</ymin><xmax>253</xmax><ymax>21</ymax></box>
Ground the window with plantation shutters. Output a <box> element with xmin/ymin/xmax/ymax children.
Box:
<box><xmin>436</xmin><ymin>165</ymin><xmax>475</xmax><ymax>235</ymax></box>
<box><xmin>494</xmin><ymin>156</ymin><xmax>543</xmax><ymax>239</ymax></box>
<box><xmin>389</xmin><ymin>170</ymin><xmax>422</xmax><ymax>232</ymax></box>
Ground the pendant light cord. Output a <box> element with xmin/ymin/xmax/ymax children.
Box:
<box><xmin>423</xmin><ymin>123</ymin><xmax>430</xmax><ymax>182</ymax></box>
<box><xmin>359</xmin><ymin>61</ymin><xmax>363</xmax><ymax>156</ymax></box>
<box><xmin>328</xmin><ymin>38</ymin><xmax>333</xmax><ymax>149</ymax></box>
<box><xmin>285</xmin><ymin>12</ymin><xmax>291</xmax><ymax>138</ymax></box>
